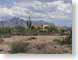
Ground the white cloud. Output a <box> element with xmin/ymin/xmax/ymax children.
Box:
<box><xmin>10</xmin><ymin>6</ymin><xmax>30</xmax><ymax>16</ymax></box>
<box><xmin>31</xmin><ymin>0</ymin><xmax>72</xmax><ymax>19</ymax></box>
<box><xmin>0</xmin><ymin>0</ymin><xmax>72</xmax><ymax>20</ymax></box>
<box><xmin>0</xmin><ymin>8</ymin><xmax>13</xmax><ymax>16</ymax></box>
<box><xmin>56</xmin><ymin>2</ymin><xmax>72</xmax><ymax>13</ymax></box>
<box><xmin>0</xmin><ymin>6</ymin><xmax>32</xmax><ymax>17</ymax></box>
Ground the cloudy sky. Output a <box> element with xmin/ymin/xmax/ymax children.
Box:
<box><xmin>0</xmin><ymin>0</ymin><xmax>72</xmax><ymax>26</ymax></box>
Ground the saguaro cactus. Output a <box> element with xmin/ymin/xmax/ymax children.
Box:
<box><xmin>27</xmin><ymin>16</ymin><xmax>32</xmax><ymax>29</ymax></box>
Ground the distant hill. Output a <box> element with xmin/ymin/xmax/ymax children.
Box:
<box><xmin>0</xmin><ymin>17</ymin><xmax>52</xmax><ymax>27</ymax></box>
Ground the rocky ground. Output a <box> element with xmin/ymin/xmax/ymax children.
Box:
<box><xmin>0</xmin><ymin>35</ymin><xmax>72</xmax><ymax>54</ymax></box>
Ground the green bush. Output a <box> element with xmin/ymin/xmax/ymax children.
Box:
<box><xmin>0</xmin><ymin>27</ymin><xmax>11</xmax><ymax>35</ymax></box>
<box><xmin>10</xmin><ymin>41</ymin><xmax>29</xmax><ymax>53</ymax></box>
<box><xmin>65</xmin><ymin>31</ymin><xmax>72</xmax><ymax>44</ymax></box>
<box><xmin>14</xmin><ymin>26</ymin><xmax>26</xmax><ymax>33</ymax></box>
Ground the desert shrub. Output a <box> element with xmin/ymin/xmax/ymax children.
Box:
<box><xmin>0</xmin><ymin>27</ymin><xmax>12</xmax><ymax>38</ymax></box>
<box><xmin>31</xmin><ymin>26</ymin><xmax>36</xmax><ymax>30</ymax></box>
<box><xmin>60</xmin><ymin>30</ymin><xmax>72</xmax><ymax>45</ymax></box>
<box><xmin>64</xmin><ymin>31</ymin><xmax>72</xmax><ymax>44</ymax></box>
<box><xmin>32</xmin><ymin>42</ymin><xmax>63</xmax><ymax>54</ymax></box>
<box><xmin>54</xmin><ymin>34</ymin><xmax>72</xmax><ymax>45</ymax></box>
<box><xmin>28</xmin><ymin>37</ymin><xmax>37</xmax><ymax>40</ymax></box>
<box><xmin>60</xmin><ymin>28</ymin><xmax>67</xmax><ymax>35</ymax></box>
<box><xmin>10</xmin><ymin>41</ymin><xmax>29</xmax><ymax>53</ymax></box>
<box><xmin>53</xmin><ymin>38</ymin><xmax>67</xmax><ymax>45</ymax></box>
<box><xmin>0</xmin><ymin>27</ymin><xmax>11</xmax><ymax>35</ymax></box>
<box><xmin>0</xmin><ymin>38</ymin><xmax>4</xmax><ymax>44</ymax></box>
<box><xmin>53</xmin><ymin>39</ymin><xmax>62</xmax><ymax>44</ymax></box>
<box><xmin>47</xmin><ymin>25</ymin><xmax>58</xmax><ymax>33</ymax></box>
<box><xmin>14</xmin><ymin>26</ymin><xmax>26</xmax><ymax>33</ymax></box>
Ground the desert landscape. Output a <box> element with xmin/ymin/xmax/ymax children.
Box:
<box><xmin>0</xmin><ymin>23</ymin><xmax>72</xmax><ymax>54</ymax></box>
<box><xmin>0</xmin><ymin>0</ymin><xmax>72</xmax><ymax>54</ymax></box>
<box><xmin>0</xmin><ymin>16</ymin><xmax>72</xmax><ymax>54</ymax></box>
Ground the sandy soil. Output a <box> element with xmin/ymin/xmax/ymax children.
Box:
<box><xmin>0</xmin><ymin>35</ymin><xmax>72</xmax><ymax>54</ymax></box>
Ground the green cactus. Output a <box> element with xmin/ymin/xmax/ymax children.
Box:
<box><xmin>27</xmin><ymin>16</ymin><xmax>32</xmax><ymax>29</ymax></box>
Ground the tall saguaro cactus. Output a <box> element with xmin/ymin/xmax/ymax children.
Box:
<box><xmin>27</xmin><ymin>16</ymin><xmax>32</xmax><ymax>29</ymax></box>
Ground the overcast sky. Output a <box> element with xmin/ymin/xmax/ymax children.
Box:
<box><xmin>0</xmin><ymin>0</ymin><xmax>72</xmax><ymax>26</ymax></box>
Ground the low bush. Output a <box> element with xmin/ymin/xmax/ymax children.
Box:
<box><xmin>10</xmin><ymin>41</ymin><xmax>29</xmax><ymax>53</ymax></box>
<box><xmin>27</xmin><ymin>37</ymin><xmax>37</xmax><ymax>40</ymax></box>
<box><xmin>0</xmin><ymin>38</ymin><xmax>4</xmax><ymax>44</ymax></box>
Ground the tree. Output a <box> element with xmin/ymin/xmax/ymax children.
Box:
<box><xmin>60</xmin><ymin>28</ymin><xmax>66</xmax><ymax>35</ymax></box>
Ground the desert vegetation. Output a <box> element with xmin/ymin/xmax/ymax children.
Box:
<box><xmin>0</xmin><ymin>0</ymin><xmax>72</xmax><ymax>54</ymax></box>
<box><xmin>0</xmin><ymin>25</ymin><xmax>71</xmax><ymax>36</ymax></box>
<box><xmin>0</xmin><ymin>18</ymin><xmax>72</xmax><ymax>54</ymax></box>
<box><xmin>0</xmin><ymin>25</ymin><xmax>72</xmax><ymax>54</ymax></box>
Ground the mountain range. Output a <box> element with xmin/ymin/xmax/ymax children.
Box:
<box><xmin>0</xmin><ymin>17</ymin><xmax>51</xmax><ymax>27</ymax></box>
